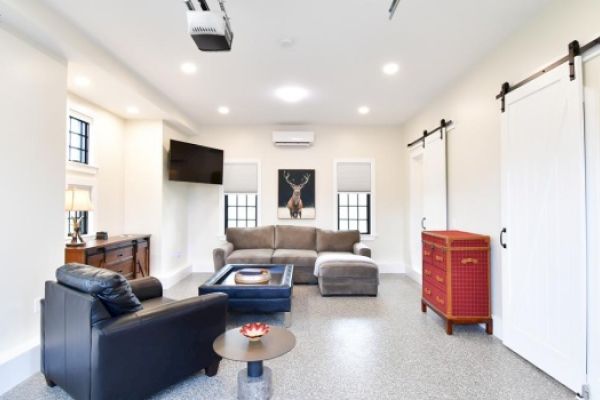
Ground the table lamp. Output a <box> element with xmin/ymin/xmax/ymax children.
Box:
<box><xmin>65</xmin><ymin>189</ymin><xmax>93</xmax><ymax>247</ymax></box>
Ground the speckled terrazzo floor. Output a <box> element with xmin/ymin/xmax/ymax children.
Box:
<box><xmin>2</xmin><ymin>274</ymin><xmax>575</xmax><ymax>400</ymax></box>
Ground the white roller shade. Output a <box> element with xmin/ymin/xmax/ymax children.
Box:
<box><xmin>337</xmin><ymin>162</ymin><xmax>372</xmax><ymax>192</ymax></box>
<box><xmin>223</xmin><ymin>162</ymin><xmax>258</xmax><ymax>193</ymax></box>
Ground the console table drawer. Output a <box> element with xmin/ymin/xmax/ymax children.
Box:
<box><xmin>105</xmin><ymin>259</ymin><xmax>134</xmax><ymax>279</ymax></box>
<box><xmin>105</xmin><ymin>246</ymin><xmax>134</xmax><ymax>265</ymax></box>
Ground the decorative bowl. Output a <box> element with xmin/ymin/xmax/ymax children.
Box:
<box><xmin>240</xmin><ymin>322</ymin><xmax>270</xmax><ymax>341</ymax></box>
<box><xmin>234</xmin><ymin>268</ymin><xmax>271</xmax><ymax>285</ymax></box>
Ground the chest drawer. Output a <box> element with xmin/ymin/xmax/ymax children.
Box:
<box><xmin>432</xmin><ymin>246</ymin><xmax>447</xmax><ymax>269</ymax></box>
<box><xmin>423</xmin><ymin>282</ymin><xmax>447</xmax><ymax>314</ymax></box>
<box><xmin>423</xmin><ymin>264</ymin><xmax>447</xmax><ymax>291</ymax></box>
<box><xmin>105</xmin><ymin>246</ymin><xmax>134</xmax><ymax>265</ymax></box>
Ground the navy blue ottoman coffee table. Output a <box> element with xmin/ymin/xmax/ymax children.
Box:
<box><xmin>199</xmin><ymin>264</ymin><xmax>294</xmax><ymax>324</ymax></box>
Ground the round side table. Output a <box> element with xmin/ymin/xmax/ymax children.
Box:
<box><xmin>213</xmin><ymin>326</ymin><xmax>296</xmax><ymax>400</ymax></box>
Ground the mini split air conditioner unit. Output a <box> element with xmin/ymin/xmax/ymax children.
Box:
<box><xmin>272</xmin><ymin>131</ymin><xmax>314</xmax><ymax>147</ymax></box>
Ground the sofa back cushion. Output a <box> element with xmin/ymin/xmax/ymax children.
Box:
<box><xmin>316</xmin><ymin>229</ymin><xmax>361</xmax><ymax>252</ymax></box>
<box><xmin>56</xmin><ymin>263</ymin><xmax>142</xmax><ymax>316</ymax></box>
<box><xmin>275</xmin><ymin>225</ymin><xmax>317</xmax><ymax>250</ymax></box>
<box><xmin>227</xmin><ymin>226</ymin><xmax>275</xmax><ymax>249</ymax></box>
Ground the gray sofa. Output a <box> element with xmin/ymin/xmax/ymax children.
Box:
<box><xmin>213</xmin><ymin>225</ymin><xmax>371</xmax><ymax>284</ymax></box>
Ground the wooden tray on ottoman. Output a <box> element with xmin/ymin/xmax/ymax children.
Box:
<box><xmin>421</xmin><ymin>231</ymin><xmax>492</xmax><ymax>335</ymax></box>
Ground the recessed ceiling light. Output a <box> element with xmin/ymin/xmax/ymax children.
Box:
<box><xmin>275</xmin><ymin>86</ymin><xmax>310</xmax><ymax>103</ymax></box>
<box><xmin>74</xmin><ymin>75</ymin><xmax>91</xmax><ymax>87</ymax></box>
<box><xmin>180</xmin><ymin>62</ymin><xmax>198</xmax><ymax>75</ymax></box>
<box><xmin>218</xmin><ymin>106</ymin><xmax>230</xmax><ymax>115</ymax></box>
<box><xmin>382</xmin><ymin>62</ymin><xmax>400</xmax><ymax>76</ymax></box>
<box><xmin>126</xmin><ymin>106</ymin><xmax>140</xmax><ymax>115</ymax></box>
<box><xmin>358</xmin><ymin>106</ymin><xmax>371</xmax><ymax>115</ymax></box>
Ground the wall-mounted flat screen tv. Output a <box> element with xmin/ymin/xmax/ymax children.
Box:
<box><xmin>169</xmin><ymin>140</ymin><xmax>224</xmax><ymax>184</ymax></box>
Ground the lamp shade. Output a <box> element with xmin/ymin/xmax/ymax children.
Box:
<box><xmin>65</xmin><ymin>189</ymin><xmax>93</xmax><ymax>212</ymax></box>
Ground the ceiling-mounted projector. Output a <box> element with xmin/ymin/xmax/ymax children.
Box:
<box><xmin>184</xmin><ymin>0</ymin><xmax>233</xmax><ymax>51</ymax></box>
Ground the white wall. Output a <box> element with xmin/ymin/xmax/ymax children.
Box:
<box><xmin>400</xmin><ymin>0</ymin><xmax>600</xmax><ymax>338</ymax></box>
<box><xmin>123</xmin><ymin>120</ymin><xmax>164</xmax><ymax>275</ymax></box>
<box><xmin>0</xmin><ymin>27</ymin><xmax>66</xmax><ymax>393</ymax></box>
<box><xmin>66</xmin><ymin>95</ymin><xmax>126</xmax><ymax>236</ymax></box>
<box><xmin>161</xmin><ymin>123</ymin><xmax>192</xmax><ymax>282</ymax></box>
<box><xmin>186</xmin><ymin>126</ymin><xmax>406</xmax><ymax>272</ymax></box>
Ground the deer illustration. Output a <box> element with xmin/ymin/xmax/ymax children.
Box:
<box><xmin>283</xmin><ymin>171</ymin><xmax>311</xmax><ymax>219</ymax></box>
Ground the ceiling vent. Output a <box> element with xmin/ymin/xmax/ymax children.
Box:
<box><xmin>272</xmin><ymin>131</ymin><xmax>314</xmax><ymax>147</ymax></box>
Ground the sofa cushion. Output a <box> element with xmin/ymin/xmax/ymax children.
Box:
<box><xmin>56</xmin><ymin>263</ymin><xmax>142</xmax><ymax>316</ymax></box>
<box><xmin>272</xmin><ymin>249</ymin><xmax>318</xmax><ymax>267</ymax></box>
<box><xmin>227</xmin><ymin>226</ymin><xmax>275</xmax><ymax>250</ymax></box>
<box><xmin>275</xmin><ymin>225</ymin><xmax>317</xmax><ymax>250</ymax></box>
<box><xmin>316</xmin><ymin>229</ymin><xmax>361</xmax><ymax>252</ymax></box>
<box><xmin>226</xmin><ymin>249</ymin><xmax>274</xmax><ymax>265</ymax></box>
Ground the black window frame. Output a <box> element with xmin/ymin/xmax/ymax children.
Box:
<box><xmin>337</xmin><ymin>192</ymin><xmax>371</xmax><ymax>235</ymax></box>
<box><xmin>66</xmin><ymin>210</ymin><xmax>89</xmax><ymax>237</ymax></box>
<box><xmin>68</xmin><ymin>116</ymin><xmax>90</xmax><ymax>164</ymax></box>
<box><xmin>225</xmin><ymin>193</ymin><xmax>258</xmax><ymax>231</ymax></box>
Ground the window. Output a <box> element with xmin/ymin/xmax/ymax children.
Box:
<box><xmin>223</xmin><ymin>161</ymin><xmax>259</xmax><ymax>232</ymax></box>
<box><xmin>68</xmin><ymin>116</ymin><xmax>89</xmax><ymax>164</ymax></box>
<box><xmin>225</xmin><ymin>193</ymin><xmax>258</xmax><ymax>229</ymax></box>
<box><xmin>336</xmin><ymin>161</ymin><xmax>373</xmax><ymax>235</ymax></box>
<box><xmin>338</xmin><ymin>192</ymin><xmax>371</xmax><ymax>234</ymax></box>
<box><xmin>66</xmin><ymin>210</ymin><xmax>89</xmax><ymax>237</ymax></box>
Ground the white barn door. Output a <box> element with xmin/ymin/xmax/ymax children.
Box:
<box><xmin>422</xmin><ymin>133</ymin><xmax>448</xmax><ymax>231</ymax></box>
<box><xmin>501</xmin><ymin>58</ymin><xmax>587</xmax><ymax>392</ymax></box>
<box><xmin>409</xmin><ymin>131</ymin><xmax>448</xmax><ymax>276</ymax></box>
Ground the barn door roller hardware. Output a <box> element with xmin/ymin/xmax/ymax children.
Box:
<box><xmin>407</xmin><ymin>119</ymin><xmax>453</xmax><ymax>148</ymax></box>
<box><xmin>496</xmin><ymin>36</ymin><xmax>600</xmax><ymax>112</ymax></box>
<box><xmin>389</xmin><ymin>0</ymin><xmax>402</xmax><ymax>19</ymax></box>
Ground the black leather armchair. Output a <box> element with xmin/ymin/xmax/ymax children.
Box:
<box><xmin>41</xmin><ymin>265</ymin><xmax>228</xmax><ymax>400</ymax></box>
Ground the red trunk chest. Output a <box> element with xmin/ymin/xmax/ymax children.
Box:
<box><xmin>421</xmin><ymin>230</ymin><xmax>492</xmax><ymax>335</ymax></box>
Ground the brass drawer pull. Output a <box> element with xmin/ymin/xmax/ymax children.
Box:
<box><xmin>435</xmin><ymin>255</ymin><xmax>444</xmax><ymax>262</ymax></box>
<box><xmin>435</xmin><ymin>275</ymin><xmax>444</xmax><ymax>283</ymax></box>
<box><xmin>424</xmin><ymin>250</ymin><xmax>431</xmax><ymax>256</ymax></box>
<box><xmin>424</xmin><ymin>269</ymin><xmax>432</xmax><ymax>276</ymax></box>
<box><xmin>436</xmin><ymin>296</ymin><xmax>445</xmax><ymax>305</ymax></box>
<box><xmin>461</xmin><ymin>258</ymin><xmax>479</xmax><ymax>265</ymax></box>
<box><xmin>424</xmin><ymin>287</ymin><xmax>432</xmax><ymax>295</ymax></box>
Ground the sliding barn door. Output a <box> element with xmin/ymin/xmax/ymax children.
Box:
<box><xmin>501</xmin><ymin>59</ymin><xmax>587</xmax><ymax>392</ymax></box>
<box><xmin>422</xmin><ymin>133</ymin><xmax>448</xmax><ymax>231</ymax></box>
<box><xmin>409</xmin><ymin>132</ymin><xmax>447</xmax><ymax>275</ymax></box>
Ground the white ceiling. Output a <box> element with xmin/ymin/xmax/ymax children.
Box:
<box><xmin>42</xmin><ymin>0</ymin><xmax>552</xmax><ymax>126</ymax></box>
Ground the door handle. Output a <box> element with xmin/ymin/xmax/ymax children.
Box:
<box><xmin>421</xmin><ymin>217</ymin><xmax>427</xmax><ymax>231</ymax></box>
<box><xmin>500</xmin><ymin>228</ymin><xmax>507</xmax><ymax>249</ymax></box>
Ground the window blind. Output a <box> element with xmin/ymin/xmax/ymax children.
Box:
<box><xmin>337</xmin><ymin>162</ymin><xmax>372</xmax><ymax>192</ymax></box>
<box><xmin>223</xmin><ymin>162</ymin><xmax>259</xmax><ymax>193</ymax></box>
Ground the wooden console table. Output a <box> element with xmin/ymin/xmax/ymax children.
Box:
<box><xmin>65</xmin><ymin>234</ymin><xmax>151</xmax><ymax>280</ymax></box>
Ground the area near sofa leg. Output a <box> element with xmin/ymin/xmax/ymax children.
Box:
<box><xmin>205</xmin><ymin>360</ymin><xmax>221</xmax><ymax>377</ymax></box>
<box><xmin>44</xmin><ymin>377</ymin><xmax>56</xmax><ymax>387</ymax></box>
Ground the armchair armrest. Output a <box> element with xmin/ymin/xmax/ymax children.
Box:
<box><xmin>353</xmin><ymin>242</ymin><xmax>372</xmax><ymax>258</ymax></box>
<box><xmin>129</xmin><ymin>277</ymin><xmax>162</xmax><ymax>301</ymax></box>
<box><xmin>213</xmin><ymin>241</ymin><xmax>234</xmax><ymax>271</ymax></box>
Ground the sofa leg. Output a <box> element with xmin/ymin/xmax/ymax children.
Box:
<box><xmin>44</xmin><ymin>376</ymin><xmax>56</xmax><ymax>387</ymax></box>
<box><xmin>205</xmin><ymin>360</ymin><xmax>220</xmax><ymax>377</ymax></box>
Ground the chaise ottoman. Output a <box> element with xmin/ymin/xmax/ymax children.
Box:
<box><xmin>314</xmin><ymin>253</ymin><xmax>379</xmax><ymax>296</ymax></box>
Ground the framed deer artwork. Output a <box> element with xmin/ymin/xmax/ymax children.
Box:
<box><xmin>278</xmin><ymin>169</ymin><xmax>316</xmax><ymax>219</ymax></box>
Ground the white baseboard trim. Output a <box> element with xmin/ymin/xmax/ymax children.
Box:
<box><xmin>491</xmin><ymin>314</ymin><xmax>503</xmax><ymax>340</ymax></box>
<box><xmin>406</xmin><ymin>267</ymin><xmax>422</xmax><ymax>284</ymax></box>
<box><xmin>156</xmin><ymin>264</ymin><xmax>192</xmax><ymax>289</ymax></box>
<box><xmin>0</xmin><ymin>340</ymin><xmax>40</xmax><ymax>396</ymax></box>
